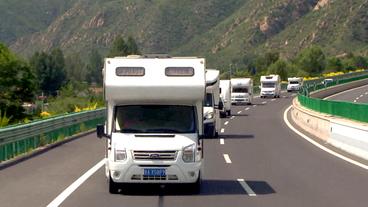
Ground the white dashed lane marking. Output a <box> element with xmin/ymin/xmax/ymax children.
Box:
<box><xmin>223</xmin><ymin>154</ymin><xmax>232</xmax><ymax>163</ymax></box>
<box><xmin>262</xmin><ymin>101</ymin><xmax>267</xmax><ymax>104</ymax></box>
<box><xmin>245</xmin><ymin>107</ymin><xmax>250</xmax><ymax>111</ymax></box>
<box><xmin>224</xmin><ymin>121</ymin><xmax>229</xmax><ymax>126</ymax></box>
<box><xmin>237</xmin><ymin>111</ymin><xmax>242</xmax><ymax>114</ymax></box>
<box><xmin>230</xmin><ymin>116</ymin><xmax>235</xmax><ymax>119</ymax></box>
<box><xmin>271</xmin><ymin>99</ymin><xmax>276</xmax><ymax>101</ymax></box>
<box><xmin>237</xmin><ymin>179</ymin><xmax>257</xmax><ymax>197</ymax></box>
<box><xmin>220</xmin><ymin>138</ymin><xmax>224</xmax><ymax>145</ymax></box>
<box><xmin>220</xmin><ymin>128</ymin><xmax>225</xmax><ymax>133</ymax></box>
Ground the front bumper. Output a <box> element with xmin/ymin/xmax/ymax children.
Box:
<box><xmin>109</xmin><ymin>159</ymin><xmax>201</xmax><ymax>184</ymax></box>
<box><xmin>231</xmin><ymin>98</ymin><xmax>250</xmax><ymax>104</ymax></box>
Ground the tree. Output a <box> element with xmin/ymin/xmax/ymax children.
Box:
<box><xmin>326</xmin><ymin>57</ymin><xmax>344</xmax><ymax>72</ymax></box>
<box><xmin>30</xmin><ymin>48</ymin><xmax>66</xmax><ymax>96</ymax></box>
<box><xmin>0</xmin><ymin>43</ymin><xmax>36</xmax><ymax>121</ymax></box>
<box><xmin>108</xmin><ymin>36</ymin><xmax>140</xmax><ymax>57</ymax></box>
<box><xmin>267</xmin><ymin>59</ymin><xmax>289</xmax><ymax>80</ymax></box>
<box><xmin>295</xmin><ymin>46</ymin><xmax>326</xmax><ymax>75</ymax></box>
<box><xmin>126</xmin><ymin>36</ymin><xmax>140</xmax><ymax>55</ymax></box>
<box><xmin>108</xmin><ymin>36</ymin><xmax>128</xmax><ymax>57</ymax></box>
<box><xmin>86</xmin><ymin>49</ymin><xmax>103</xmax><ymax>86</ymax></box>
<box><xmin>65</xmin><ymin>54</ymin><xmax>86</xmax><ymax>83</ymax></box>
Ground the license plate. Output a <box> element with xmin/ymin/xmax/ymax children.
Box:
<box><xmin>144</xmin><ymin>169</ymin><xmax>166</xmax><ymax>176</ymax></box>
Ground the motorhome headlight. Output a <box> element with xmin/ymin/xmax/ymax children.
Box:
<box><xmin>182</xmin><ymin>144</ymin><xmax>195</xmax><ymax>163</ymax></box>
<box><xmin>114</xmin><ymin>149</ymin><xmax>127</xmax><ymax>162</ymax></box>
<box><xmin>205</xmin><ymin>112</ymin><xmax>214</xmax><ymax>120</ymax></box>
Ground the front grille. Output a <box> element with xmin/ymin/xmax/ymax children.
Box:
<box><xmin>133</xmin><ymin>150</ymin><xmax>177</xmax><ymax>160</ymax></box>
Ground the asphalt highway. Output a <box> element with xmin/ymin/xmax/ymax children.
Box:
<box><xmin>1</xmin><ymin>92</ymin><xmax>367</xmax><ymax>207</ymax></box>
<box><xmin>326</xmin><ymin>84</ymin><xmax>368</xmax><ymax>103</ymax></box>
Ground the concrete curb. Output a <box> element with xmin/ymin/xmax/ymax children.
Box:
<box><xmin>0</xmin><ymin>129</ymin><xmax>96</xmax><ymax>170</ymax></box>
<box><xmin>291</xmin><ymin>97</ymin><xmax>368</xmax><ymax>161</ymax></box>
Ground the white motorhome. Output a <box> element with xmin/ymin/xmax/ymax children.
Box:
<box><xmin>219</xmin><ymin>80</ymin><xmax>231</xmax><ymax>116</ymax></box>
<box><xmin>231</xmin><ymin>78</ymin><xmax>253</xmax><ymax>105</ymax></box>
<box><xmin>204</xmin><ymin>69</ymin><xmax>221</xmax><ymax>137</ymax></box>
<box><xmin>287</xmin><ymin>77</ymin><xmax>303</xmax><ymax>92</ymax></box>
<box><xmin>97</xmin><ymin>56</ymin><xmax>205</xmax><ymax>194</ymax></box>
<box><xmin>260</xmin><ymin>75</ymin><xmax>281</xmax><ymax>98</ymax></box>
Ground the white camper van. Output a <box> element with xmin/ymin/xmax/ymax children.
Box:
<box><xmin>287</xmin><ymin>77</ymin><xmax>303</xmax><ymax>92</ymax></box>
<box><xmin>260</xmin><ymin>75</ymin><xmax>281</xmax><ymax>98</ymax></box>
<box><xmin>204</xmin><ymin>69</ymin><xmax>221</xmax><ymax>137</ymax></box>
<box><xmin>219</xmin><ymin>80</ymin><xmax>231</xmax><ymax>116</ymax></box>
<box><xmin>231</xmin><ymin>78</ymin><xmax>253</xmax><ymax>105</ymax></box>
<box><xmin>97</xmin><ymin>56</ymin><xmax>205</xmax><ymax>194</ymax></box>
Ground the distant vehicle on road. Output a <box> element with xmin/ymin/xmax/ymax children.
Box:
<box><xmin>322</xmin><ymin>78</ymin><xmax>334</xmax><ymax>85</ymax></box>
<box><xmin>260</xmin><ymin>75</ymin><xmax>281</xmax><ymax>98</ymax></box>
<box><xmin>287</xmin><ymin>77</ymin><xmax>303</xmax><ymax>92</ymax></box>
<box><xmin>220</xmin><ymin>80</ymin><xmax>231</xmax><ymax>116</ymax></box>
<box><xmin>231</xmin><ymin>78</ymin><xmax>253</xmax><ymax>105</ymax></box>
<box><xmin>97</xmin><ymin>55</ymin><xmax>205</xmax><ymax>194</ymax></box>
<box><xmin>204</xmin><ymin>69</ymin><xmax>221</xmax><ymax>138</ymax></box>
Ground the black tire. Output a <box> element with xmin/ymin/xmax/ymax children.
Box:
<box><xmin>187</xmin><ymin>176</ymin><xmax>201</xmax><ymax>194</ymax></box>
<box><xmin>109</xmin><ymin>176</ymin><xmax>119</xmax><ymax>194</ymax></box>
<box><xmin>214</xmin><ymin>131</ymin><xmax>219</xmax><ymax>138</ymax></box>
<box><xmin>227</xmin><ymin>110</ymin><xmax>231</xmax><ymax>116</ymax></box>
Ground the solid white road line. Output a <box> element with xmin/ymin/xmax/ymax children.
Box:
<box><xmin>237</xmin><ymin>179</ymin><xmax>257</xmax><ymax>197</ymax></box>
<box><xmin>230</xmin><ymin>116</ymin><xmax>235</xmax><ymax>120</ymax></box>
<box><xmin>47</xmin><ymin>159</ymin><xmax>105</xmax><ymax>207</ymax></box>
<box><xmin>323</xmin><ymin>84</ymin><xmax>368</xmax><ymax>100</ymax></box>
<box><xmin>283</xmin><ymin>106</ymin><xmax>368</xmax><ymax>170</ymax></box>
<box><xmin>262</xmin><ymin>101</ymin><xmax>267</xmax><ymax>104</ymax></box>
<box><xmin>221</xmin><ymin>128</ymin><xmax>225</xmax><ymax>133</ymax></box>
<box><xmin>223</xmin><ymin>154</ymin><xmax>232</xmax><ymax>163</ymax></box>
<box><xmin>220</xmin><ymin>138</ymin><xmax>225</xmax><ymax>145</ymax></box>
<box><xmin>237</xmin><ymin>111</ymin><xmax>242</xmax><ymax>114</ymax></box>
<box><xmin>224</xmin><ymin>121</ymin><xmax>229</xmax><ymax>125</ymax></box>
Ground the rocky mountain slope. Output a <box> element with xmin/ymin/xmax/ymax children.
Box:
<box><xmin>1</xmin><ymin>0</ymin><xmax>367</xmax><ymax>68</ymax></box>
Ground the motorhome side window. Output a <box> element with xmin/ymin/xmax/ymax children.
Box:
<box><xmin>289</xmin><ymin>81</ymin><xmax>299</xmax><ymax>84</ymax></box>
<box><xmin>262</xmin><ymin>83</ymin><xmax>275</xmax><ymax>88</ymax></box>
<box><xmin>232</xmin><ymin>87</ymin><xmax>248</xmax><ymax>93</ymax></box>
<box><xmin>115</xmin><ymin>105</ymin><xmax>196</xmax><ymax>133</ymax></box>
<box><xmin>203</xmin><ymin>93</ymin><xmax>213</xmax><ymax>107</ymax></box>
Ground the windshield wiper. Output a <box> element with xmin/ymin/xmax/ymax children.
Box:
<box><xmin>121</xmin><ymin>128</ymin><xmax>144</xmax><ymax>133</ymax></box>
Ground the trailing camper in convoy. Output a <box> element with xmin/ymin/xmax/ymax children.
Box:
<box><xmin>97</xmin><ymin>55</ymin><xmax>205</xmax><ymax>194</ymax></box>
<box><xmin>219</xmin><ymin>80</ymin><xmax>231</xmax><ymax>116</ymax></box>
<box><xmin>231</xmin><ymin>78</ymin><xmax>253</xmax><ymax>105</ymax></box>
<box><xmin>204</xmin><ymin>69</ymin><xmax>222</xmax><ymax>138</ymax></box>
<box><xmin>287</xmin><ymin>77</ymin><xmax>303</xmax><ymax>92</ymax></box>
<box><xmin>260</xmin><ymin>74</ymin><xmax>281</xmax><ymax>98</ymax></box>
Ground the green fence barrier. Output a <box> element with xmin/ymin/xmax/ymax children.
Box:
<box><xmin>298</xmin><ymin>72</ymin><xmax>368</xmax><ymax>123</ymax></box>
<box><xmin>0</xmin><ymin>109</ymin><xmax>105</xmax><ymax>162</ymax></box>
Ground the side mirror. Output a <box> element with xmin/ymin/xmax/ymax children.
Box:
<box><xmin>96</xmin><ymin>124</ymin><xmax>107</xmax><ymax>139</ymax></box>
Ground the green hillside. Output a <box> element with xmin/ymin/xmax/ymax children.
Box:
<box><xmin>1</xmin><ymin>0</ymin><xmax>367</xmax><ymax>69</ymax></box>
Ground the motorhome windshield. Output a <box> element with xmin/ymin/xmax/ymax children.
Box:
<box><xmin>203</xmin><ymin>93</ymin><xmax>213</xmax><ymax>107</ymax></box>
<box><xmin>262</xmin><ymin>83</ymin><xmax>275</xmax><ymax>88</ymax></box>
<box><xmin>232</xmin><ymin>87</ymin><xmax>248</xmax><ymax>93</ymax></box>
<box><xmin>115</xmin><ymin>105</ymin><xmax>196</xmax><ymax>134</ymax></box>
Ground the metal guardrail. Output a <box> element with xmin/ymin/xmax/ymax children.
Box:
<box><xmin>0</xmin><ymin>108</ymin><xmax>105</xmax><ymax>162</ymax></box>
<box><xmin>298</xmin><ymin>71</ymin><xmax>368</xmax><ymax>123</ymax></box>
